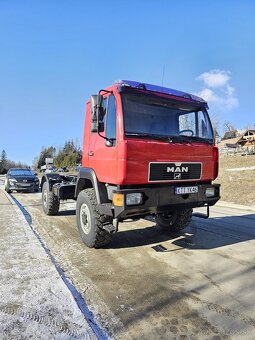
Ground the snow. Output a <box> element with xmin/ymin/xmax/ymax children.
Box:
<box><xmin>0</xmin><ymin>185</ymin><xmax>97</xmax><ymax>339</ymax></box>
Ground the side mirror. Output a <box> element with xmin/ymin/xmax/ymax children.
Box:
<box><xmin>90</xmin><ymin>95</ymin><xmax>98</xmax><ymax>132</ymax></box>
<box><xmin>90</xmin><ymin>94</ymin><xmax>104</xmax><ymax>132</ymax></box>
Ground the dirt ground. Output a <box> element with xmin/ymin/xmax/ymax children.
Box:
<box><xmin>216</xmin><ymin>155</ymin><xmax>255</xmax><ymax>206</ymax></box>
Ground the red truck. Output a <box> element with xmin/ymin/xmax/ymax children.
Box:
<box><xmin>41</xmin><ymin>80</ymin><xmax>220</xmax><ymax>248</ymax></box>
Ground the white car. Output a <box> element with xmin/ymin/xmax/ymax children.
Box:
<box><xmin>45</xmin><ymin>167</ymin><xmax>56</xmax><ymax>174</ymax></box>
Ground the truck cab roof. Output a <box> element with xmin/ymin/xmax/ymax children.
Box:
<box><xmin>99</xmin><ymin>80</ymin><xmax>208</xmax><ymax>109</ymax></box>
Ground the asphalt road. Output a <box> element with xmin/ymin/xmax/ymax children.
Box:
<box><xmin>8</xmin><ymin>189</ymin><xmax>255</xmax><ymax>339</ymax></box>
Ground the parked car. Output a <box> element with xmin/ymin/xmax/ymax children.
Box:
<box><xmin>56</xmin><ymin>167</ymin><xmax>69</xmax><ymax>173</ymax></box>
<box><xmin>5</xmin><ymin>168</ymin><xmax>40</xmax><ymax>193</ymax></box>
<box><xmin>45</xmin><ymin>167</ymin><xmax>56</xmax><ymax>174</ymax></box>
<box><xmin>57</xmin><ymin>167</ymin><xmax>65</xmax><ymax>172</ymax></box>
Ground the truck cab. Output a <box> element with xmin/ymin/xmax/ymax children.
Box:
<box><xmin>41</xmin><ymin>80</ymin><xmax>220</xmax><ymax>248</ymax></box>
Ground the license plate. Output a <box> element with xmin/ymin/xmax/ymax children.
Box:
<box><xmin>20</xmin><ymin>183</ymin><xmax>31</xmax><ymax>187</ymax></box>
<box><xmin>175</xmin><ymin>186</ymin><xmax>198</xmax><ymax>195</ymax></box>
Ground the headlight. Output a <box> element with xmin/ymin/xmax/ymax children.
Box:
<box><xmin>205</xmin><ymin>187</ymin><xmax>215</xmax><ymax>197</ymax></box>
<box><xmin>9</xmin><ymin>178</ymin><xmax>17</xmax><ymax>183</ymax></box>
<box><xmin>126</xmin><ymin>193</ymin><xmax>143</xmax><ymax>206</ymax></box>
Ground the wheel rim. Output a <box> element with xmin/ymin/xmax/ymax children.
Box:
<box><xmin>80</xmin><ymin>203</ymin><xmax>91</xmax><ymax>235</ymax></box>
<box><xmin>43</xmin><ymin>189</ymin><xmax>48</xmax><ymax>208</ymax></box>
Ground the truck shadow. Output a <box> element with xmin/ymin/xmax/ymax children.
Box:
<box><xmin>107</xmin><ymin>214</ymin><xmax>255</xmax><ymax>250</ymax></box>
<box><xmin>57</xmin><ymin>209</ymin><xmax>76</xmax><ymax>216</ymax></box>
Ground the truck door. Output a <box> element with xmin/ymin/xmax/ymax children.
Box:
<box><xmin>89</xmin><ymin>94</ymin><xmax>118</xmax><ymax>183</ymax></box>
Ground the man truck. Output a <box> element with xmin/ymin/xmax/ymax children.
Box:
<box><xmin>41</xmin><ymin>80</ymin><xmax>220</xmax><ymax>248</ymax></box>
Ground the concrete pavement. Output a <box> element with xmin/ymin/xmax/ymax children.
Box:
<box><xmin>0</xmin><ymin>188</ymin><xmax>98</xmax><ymax>339</ymax></box>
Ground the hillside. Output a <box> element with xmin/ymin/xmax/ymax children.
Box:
<box><xmin>216</xmin><ymin>154</ymin><xmax>255</xmax><ymax>206</ymax></box>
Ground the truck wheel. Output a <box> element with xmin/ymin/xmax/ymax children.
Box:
<box><xmin>156</xmin><ymin>208</ymin><xmax>193</xmax><ymax>232</ymax></box>
<box><xmin>42</xmin><ymin>182</ymin><xmax>59</xmax><ymax>215</ymax></box>
<box><xmin>76</xmin><ymin>188</ymin><xmax>112</xmax><ymax>248</ymax></box>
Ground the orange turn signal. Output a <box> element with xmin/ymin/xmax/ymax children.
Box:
<box><xmin>113</xmin><ymin>193</ymin><xmax>124</xmax><ymax>206</ymax></box>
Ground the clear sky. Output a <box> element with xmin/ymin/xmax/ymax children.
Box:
<box><xmin>1</xmin><ymin>0</ymin><xmax>255</xmax><ymax>165</ymax></box>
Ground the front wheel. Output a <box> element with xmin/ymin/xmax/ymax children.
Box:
<box><xmin>156</xmin><ymin>208</ymin><xmax>193</xmax><ymax>232</ymax></box>
<box><xmin>76</xmin><ymin>188</ymin><xmax>113</xmax><ymax>248</ymax></box>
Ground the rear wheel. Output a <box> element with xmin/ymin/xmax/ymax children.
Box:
<box><xmin>76</xmin><ymin>188</ymin><xmax>113</xmax><ymax>248</ymax></box>
<box><xmin>42</xmin><ymin>182</ymin><xmax>59</xmax><ymax>215</ymax></box>
<box><xmin>156</xmin><ymin>208</ymin><xmax>193</xmax><ymax>232</ymax></box>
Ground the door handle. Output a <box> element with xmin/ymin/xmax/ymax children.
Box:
<box><xmin>88</xmin><ymin>151</ymin><xmax>94</xmax><ymax>156</ymax></box>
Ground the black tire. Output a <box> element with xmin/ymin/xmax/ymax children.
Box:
<box><xmin>76</xmin><ymin>188</ymin><xmax>113</xmax><ymax>248</ymax></box>
<box><xmin>156</xmin><ymin>208</ymin><xmax>193</xmax><ymax>232</ymax></box>
<box><xmin>42</xmin><ymin>182</ymin><xmax>59</xmax><ymax>215</ymax></box>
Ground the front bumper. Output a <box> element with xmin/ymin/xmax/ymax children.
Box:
<box><xmin>9</xmin><ymin>182</ymin><xmax>39</xmax><ymax>191</ymax></box>
<box><xmin>101</xmin><ymin>183</ymin><xmax>220</xmax><ymax>220</ymax></box>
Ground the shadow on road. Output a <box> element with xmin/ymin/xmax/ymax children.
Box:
<box><xmin>57</xmin><ymin>209</ymin><xmax>76</xmax><ymax>216</ymax></box>
<box><xmin>106</xmin><ymin>214</ymin><xmax>255</xmax><ymax>250</ymax></box>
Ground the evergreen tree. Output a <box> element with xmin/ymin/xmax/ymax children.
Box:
<box><xmin>0</xmin><ymin>150</ymin><xmax>7</xmax><ymax>174</ymax></box>
<box><xmin>37</xmin><ymin>146</ymin><xmax>55</xmax><ymax>169</ymax></box>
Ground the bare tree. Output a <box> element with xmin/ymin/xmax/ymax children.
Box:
<box><xmin>223</xmin><ymin>120</ymin><xmax>236</xmax><ymax>133</ymax></box>
<box><xmin>243</xmin><ymin>123</ymin><xmax>255</xmax><ymax>130</ymax></box>
<box><xmin>209</xmin><ymin>112</ymin><xmax>221</xmax><ymax>138</ymax></box>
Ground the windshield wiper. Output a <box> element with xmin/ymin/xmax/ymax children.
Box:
<box><xmin>125</xmin><ymin>132</ymin><xmax>213</xmax><ymax>144</ymax></box>
<box><xmin>125</xmin><ymin>132</ymin><xmax>192</xmax><ymax>143</ymax></box>
<box><xmin>125</xmin><ymin>132</ymin><xmax>174</xmax><ymax>142</ymax></box>
<box><xmin>179</xmin><ymin>135</ymin><xmax>213</xmax><ymax>144</ymax></box>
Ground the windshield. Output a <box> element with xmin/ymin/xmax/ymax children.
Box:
<box><xmin>122</xmin><ymin>94</ymin><xmax>214</xmax><ymax>143</ymax></box>
<box><xmin>9</xmin><ymin>169</ymin><xmax>35</xmax><ymax>176</ymax></box>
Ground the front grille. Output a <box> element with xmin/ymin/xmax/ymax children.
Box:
<box><xmin>149</xmin><ymin>162</ymin><xmax>202</xmax><ymax>181</ymax></box>
<box><xmin>16</xmin><ymin>179</ymin><xmax>35</xmax><ymax>184</ymax></box>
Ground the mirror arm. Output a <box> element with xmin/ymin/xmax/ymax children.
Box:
<box><xmin>98</xmin><ymin>89</ymin><xmax>113</xmax><ymax>95</ymax></box>
<box><xmin>97</xmin><ymin>131</ymin><xmax>108</xmax><ymax>141</ymax></box>
<box><xmin>97</xmin><ymin>131</ymin><xmax>115</xmax><ymax>146</ymax></box>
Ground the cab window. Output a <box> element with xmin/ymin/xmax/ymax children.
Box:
<box><xmin>106</xmin><ymin>95</ymin><xmax>116</xmax><ymax>140</ymax></box>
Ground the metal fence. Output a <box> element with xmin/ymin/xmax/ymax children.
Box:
<box><xmin>219</xmin><ymin>146</ymin><xmax>255</xmax><ymax>156</ymax></box>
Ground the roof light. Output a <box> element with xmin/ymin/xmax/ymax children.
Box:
<box><xmin>115</xmin><ymin>80</ymin><xmax>206</xmax><ymax>104</ymax></box>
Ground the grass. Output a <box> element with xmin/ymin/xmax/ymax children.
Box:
<box><xmin>215</xmin><ymin>154</ymin><xmax>255</xmax><ymax>206</ymax></box>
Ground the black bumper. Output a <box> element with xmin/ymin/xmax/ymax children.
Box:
<box><xmin>102</xmin><ymin>183</ymin><xmax>220</xmax><ymax>220</ymax></box>
<box><xmin>9</xmin><ymin>183</ymin><xmax>39</xmax><ymax>191</ymax></box>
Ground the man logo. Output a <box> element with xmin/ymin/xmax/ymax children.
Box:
<box><xmin>174</xmin><ymin>173</ymin><xmax>181</xmax><ymax>180</ymax></box>
<box><xmin>167</xmin><ymin>166</ymin><xmax>188</xmax><ymax>173</ymax></box>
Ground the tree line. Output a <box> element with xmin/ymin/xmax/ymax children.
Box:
<box><xmin>34</xmin><ymin>140</ymin><xmax>82</xmax><ymax>170</ymax></box>
<box><xmin>0</xmin><ymin>150</ymin><xmax>28</xmax><ymax>174</ymax></box>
